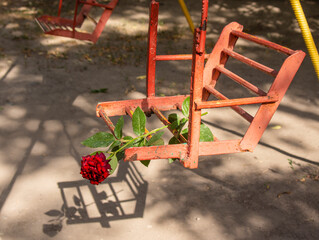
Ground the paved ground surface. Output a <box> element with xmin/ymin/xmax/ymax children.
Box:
<box><xmin>0</xmin><ymin>0</ymin><xmax>318</xmax><ymax>239</ymax></box>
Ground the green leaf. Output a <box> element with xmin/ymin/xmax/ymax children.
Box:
<box><xmin>140</xmin><ymin>160</ymin><xmax>151</xmax><ymax>167</ymax></box>
<box><xmin>116</xmin><ymin>151</ymin><xmax>125</xmax><ymax>161</ymax></box>
<box><xmin>123</xmin><ymin>136</ymin><xmax>133</xmax><ymax>141</ymax></box>
<box><xmin>136</xmin><ymin>138</ymin><xmax>146</xmax><ymax>147</ymax></box>
<box><xmin>168</xmin><ymin>113</ymin><xmax>179</xmax><ymax>125</ymax></box>
<box><xmin>146</xmin><ymin>131</ymin><xmax>164</xmax><ymax>146</ymax></box>
<box><xmin>150</xmin><ymin>138</ymin><xmax>164</xmax><ymax>146</ymax></box>
<box><xmin>182</xmin><ymin>96</ymin><xmax>190</xmax><ymax>118</ymax></box>
<box><xmin>127</xmin><ymin>138</ymin><xmax>142</xmax><ymax>147</ymax></box>
<box><xmin>108</xmin><ymin>155</ymin><xmax>118</xmax><ymax>175</ymax></box>
<box><xmin>169</xmin><ymin>136</ymin><xmax>180</xmax><ymax>145</ymax></box>
<box><xmin>81</xmin><ymin>132</ymin><xmax>115</xmax><ymax>148</ymax></box>
<box><xmin>168</xmin><ymin>136</ymin><xmax>181</xmax><ymax>163</ymax></box>
<box><xmin>169</xmin><ymin>121</ymin><xmax>179</xmax><ymax>131</ymax></box>
<box><xmin>199</xmin><ymin>124</ymin><xmax>214</xmax><ymax>142</ymax></box>
<box><xmin>181</xmin><ymin>128</ymin><xmax>189</xmax><ymax>140</ymax></box>
<box><xmin>110</xmin><ymin>145</ymin><xmax>125</xmax><ymax>161</ymax></box>
<box><xmin>168</xmin><ymin>113</ymin><xmax>180</xmax><ymax>131</ymax></box>
<box><xmin>177</xmin><ymin>118</ymin><xmax>188</xmax><ymax>133</ymax></box>
<box><xmin>107</xmin><ymin>140</ymin><xmax>121</xmax><ymax>152</ymax></box>
<box><xmin>178</xmin><ymin>124</ymin><xmax>214</xmax><ymax>142</ymax></box>
<box><xmin>89</xmin><ymin>151</ymin><xmax>104</xmax><ymax>156</ymax></box>
<box><xmin>120</xmin><ymin>137</ymin><xmax>142</xmax><ymax>150</ymax></box>
<box><xmin>114</xmin><ymin>116</ymin><xmax>124</xmax><ymax>139</ymax></box>
<box><xmin>132</xmin><ymin>107</ymin><xmax>146</xmax><ymax>136</ymax></box>
<box><xmin>168</xmin><ymin>158</ymin><xmax>177</xmax><ymax>163</ymax></box>
<box><xmin>90</xmin><ymin>88</ymin><xmax>108</xmax><ymax>93</ymax></box>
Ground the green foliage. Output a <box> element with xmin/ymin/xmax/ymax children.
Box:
<box><xmin>182</xmin><ymin>96</ymin><xmax>190</xmax><ymax>118</ymax></box>
<box><xmin>108</xmin><ymin>155</ymin><xmax>118</xmax><ymax>175</ymax></box>
<box><xmin>168</xmin><ymin>113</ymin><xmax>179</xmax><ymax>126</ymax></box>
<box><xmin>199</xmin><ymin>124</ymin><xmax>214</xmax><ymax>142</ymax></box>
<box><xmin>168</xmin><ymin>136</ymin><xmax>180</xmax><ymax>145</ymax></box>
<box><xmin>132</xmin><ymin>106</ymin><xmax>146</xmax><ymax>136</ymax></box>
<box><xmin>81</xmin><ymin>132</ymin><xmax>115</xmax><ymax>148</ymax></box>
<box><xmin>90</xmin><ymin>88</ymin><xmax>108</xmax><ymax>93</ymax></box>
<box><xmin>82</xmin><ymin>97</ymin><xmax>214</xmax><ymax>175</ymax></box>
<box><xmin>288</xmin><ymin>159</ymin><xmax>294</xmax><ymax>170</ymax></box>
<box><xmin>146</xmin><ymin>131</ymin><xmax>164</xmax><ymax>146</ymax></box>
<box><xmin>168</xmin><ymin>158</ymin><xmax>177</xmax><ymax>164</ymax></box>
<box><xmin>140</xmin><ymin>160</ymin><xmax>151</xmax><ymax>167</ymax></box>
<box><xmin>114</xmin><ymin>116</ymin><xmax>124</xmax><ymax>139</ymax></box>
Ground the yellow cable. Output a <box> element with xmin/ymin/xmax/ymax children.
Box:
<box><xmin>290</xmin><ymin>0</ymin><xmax>319</xmax><ymax>80</ymax></box>
<box><xmin>177</xmin><ymin>0</ymin><xmax>195</xmax><ymax>34</ymax></box>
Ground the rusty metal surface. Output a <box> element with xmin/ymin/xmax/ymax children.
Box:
<box><xmin>151</xmin><ymin>106</ymin><xmax>188</xmax><ymax>143</ymax></box>
<box><xmin>35</xmin><ymin>0</ymin><xmax>118</xmax><ymax>43</ymax></box>
<box><xmin>183</xmin><ymin>0</ymin><xmax>209</xmax><ymax>169</ymax></box>
<box><xmin>195</xmin><ymin>95</ymin><xmax>279</xmax><ymax>109</ymax></box>
<box><xmin>98</xmin><ymin>109</ymin><xmax>115</xmax><ymax>136</ymax></box>
<box><xmin>215</xmin><ymin>65</ymin><xmax>267</xmax><ymax>96</ymax></box>
<box><xmin>203</xmin><ymin>22</ymin><xmax>243</xmax><ymax>99</ymax></box>
<box><xmin>222</xmin><ymin>48</ymin><xmax>278</xmax><ymax>77</ymax></box>
<box><xmin>198</xmin><ymin>140</ymin><xmax>243</xmax><ymax>156</ymax></box>
<box><xmin>95</xmin><ymin>1</ymin><xmax>305</xmax><ymax>169</ymax></box>
<box><xmin>204</xmin><ymin>85</ymin><xmax>254</xmax><ymax>123</ymax></box>
<box><xmin>124</xmin><ymin>144</ymin><xmax>188</xmax><ymax>162</ymax></box>
<box><xmin>231</xmin><ymin>30</ymin><xmax>296</xmax><ymax>55</ymax></box>
<box><xmin>240</xmin><ymin>51</ymin><xmax>306</xmax><ymax>151</ymax></box>
<box><xmin>155</xmin><ymin>54</ymin><xmax>210</xmax><ymax>61</ymax></box>
<box><xmin>146</xmin><ymin>0</ymin><xmax>159</xmax><ymax>97</ymax></box>
<box><xmin>96</xmin><ymin>95</ymin><xmax>189</xmax><ymax>117</ymax></box>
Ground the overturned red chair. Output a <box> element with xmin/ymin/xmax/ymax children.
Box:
<box><xmin>35</xmin><ymin>0</ymin><xmax>118</xmax><ymax>43</ymax></box>
<box><xmin>96</xmin><ymin>0</ymin><xmax>305</xmax><ymax>169</ymax></box>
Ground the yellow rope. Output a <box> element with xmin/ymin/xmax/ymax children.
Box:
<box><xmin>177</xmin><ymin>0</ymin><xmax>195</xmax><ymax>34</ymax></box>
<box><xmin>290</xmin><ymin>0</ymin><xmax>319</xmax><ymax>80</ymax></box>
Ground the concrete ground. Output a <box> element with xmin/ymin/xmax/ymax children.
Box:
<box><xmin>0</xmin><ymin>0</ymin><xmax>318</xmax><ymax>239</ymax></box>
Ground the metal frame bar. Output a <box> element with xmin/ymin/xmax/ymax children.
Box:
<box><xmin>146</xmin><ymin>0</ymin><xmax>159</xmax><ymax>97</ymax></box>
<box><xmin>204</xmin><ymin>85</ymin><xmax>254</xmax><ymax>123</ymax></box>
<box><xmin>58</xmin><ymin>0</ymin><xmax>63</xmax><ymax>17</ymax></box>
<box><xmin>35</xmin><ymin>0</ymin><xmax>119</xmax><ymax>43</ymax></box>
<box><xmin>215</xmin><ymin>65</ymin><xmax>267</xmax><ymax>96</ymax></box>
<box><xmin>95</xmin><ymin>1</ymin><xmax>305</xmax><ymax>169</ymax></box>
<box><xmin>231</xmin><ymin>30</ymin><xmax>296</xmax><ymax>55</ymax></box>
<box><xmin>222</xmin><ymin>48</ymin><xmax>278</xmax><ymax>77</ymax></box>
<box><xmin>151</xmin><ymin>106</ymin><xmax>188</xmax><ymax>143</ymax></box>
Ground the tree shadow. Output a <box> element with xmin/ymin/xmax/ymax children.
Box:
<box><xmin>0</xmin><ymin>60</ymin><xmax>17</xmax><ymax>83</ymax></box>
<box><xmin>0</xmin><ymin>0</ymin><xmax>318</xmax><ymax>239</ymax></box>
<box><xmin>149</xmin><ymin>156</ymin><xmax>319</xmax><ymax>239</ymax></box>
<box><xmin>201</xmin><ymin>119</ymin><xmax>319</xmax><ymax>167</ymax></box>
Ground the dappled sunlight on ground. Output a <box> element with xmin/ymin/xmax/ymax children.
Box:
<box><xmin>0</xmin><ymin>0</ymin><xmax>318</xmax><ymax>239</ymax></box>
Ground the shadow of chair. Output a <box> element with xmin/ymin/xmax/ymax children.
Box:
<box><xmin>43</xmin><ymin>161</ymin><xmax>148</xmax><ymax>236</ymax></box>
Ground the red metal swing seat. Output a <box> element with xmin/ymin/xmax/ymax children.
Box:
<box><xmin>96</xmin><ymin>0</ymin><xmax>305</xmax><ymax>169</ymax></box>
<box><xmin>35</xmin><ymin>0</ymin><xmax>118</xmax><ymax>43</ymax></box>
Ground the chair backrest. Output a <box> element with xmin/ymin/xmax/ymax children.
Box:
<box><xmin>75</xmin><ymin>0</ymin><xmax>95</xmax><ymax>27</ymax></box>
<box><xmin>201</xmin><ymin>22</ymin><xmax>306</xmax><ymax>152</ymax></box>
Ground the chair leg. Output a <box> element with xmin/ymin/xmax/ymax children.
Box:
<box><xmin>183</xmin><ymin>29</ymin><xmax>205</xmax><ymax>169</ymax></box>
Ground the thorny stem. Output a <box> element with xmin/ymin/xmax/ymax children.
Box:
<box><xmin>109</xmin><ymin>125</ymin><xmax>169</xmax><ymax>157</ymax></box>
<box><xmin>108</xmin><ymin>112</ymin><xmax>207</xmax><ymax>158</ymax></box>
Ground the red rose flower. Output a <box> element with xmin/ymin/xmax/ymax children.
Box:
<box><xmin>80</xmin><ymin>152</ymin><xmax>111</xmax><ymax>185</ymax></box>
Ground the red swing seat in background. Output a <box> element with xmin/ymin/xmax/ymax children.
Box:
<box><xmin>96</xmin><ymin>0</ymin><xmax>305</xmax><ymax>169</ymax></box>
<box><xmin>35</xmin><ymin>0</ymin><xmax>118</xmax><ymax>43</ymax></box>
